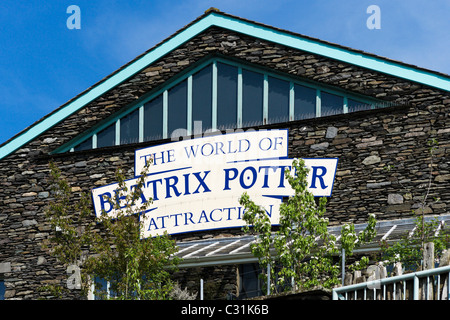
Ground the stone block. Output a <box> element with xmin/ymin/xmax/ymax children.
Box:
<box><xmin>387</xmin><ymin>194</ymin><xmax>403</xmax><ymax>204</ymax></box>
<box><xmin>362</xmin><ymin>155</ymin><xmax>381</xmax><ymax>165</ymax></box>
<box><xmin>326</xmin><ymin>126</ymin><xmax>338</xmax><ymax>139</ymax></box>
<box><xmin>0</xmin><ymin>262</ymin><xmax>11</xmax><ymax>273</ymax></box>
<box><xmin>310</xmin><ymin>142</ymin><xmax>329</xmax><ymax>151</ymax></box>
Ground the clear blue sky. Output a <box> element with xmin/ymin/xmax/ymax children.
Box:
<box><xmin>1</xmin><ymin>0</ymin><xmax>449</xmax><ymax>145</ymax></box>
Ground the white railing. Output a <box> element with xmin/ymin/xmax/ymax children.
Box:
<box><xmin>332</xmin><ymin>265</ymin><xmax>450</xmax><ymax>300</ymax></box>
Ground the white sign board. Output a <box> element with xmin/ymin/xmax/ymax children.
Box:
<box><xmin>91</xmin><ymin>130</ymin><xmax>338</xmax><ymax>237</ymax></box>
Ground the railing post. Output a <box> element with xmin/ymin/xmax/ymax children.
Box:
<box><xmin>267</xmin><ymin>263</ymin><xmax>271</xmax><ymax>296</ymax></box>
<box><xmin>413</xmin><ymin>275</ymin><xmax>419</xmax><ymax>300</ymax></box>
<box><xmin>200</xmin><ymin>279</ymin><xmax>204</xmax><ymax>300</ymax></box>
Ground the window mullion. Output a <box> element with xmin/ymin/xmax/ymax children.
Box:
<box><xmin>92</xmin><ymin>134</ymin><xmax>97</xmax><ymax>149</ymax></box>
<box><xmin>139</xmin><ymin>105</ymin><xmax>144</xmax><ymax>143</ymax></box>
<box><xmin>163</xmin><ymin>90</ymin><xmax>168</xmax><ymax>139</ymax></box>
<box><xmin>237</xmin><ymin>66</ymin><xmax>243</xmax><ymax>128</ymax></box>
<box><xmin>212</xmin><ymin>61</ymin><xmax>218</xmax><ymax>131</ymax></box>
<box><xmin>316</xmin><ymin>89</ymin><xmax>321</xmax><ymax>117</ymax></box>
<box><xmin>343</xmin><ymin>96</ymin><xmax>348</xmax><ymax>114</ymax></box>
<box><xmin>115</xmin><ymin>119</ymin><xmax>120</xmax><ymax>146</ymax></box>
<box><xmin>263</xmin><ymin>74</ymin><xmax>268</xmax><ymax>124</ymax></box>
<box><xmin>289</xmin><ymin>81</ymin><xmax>295</xmax><ymax>121</ymax></box>
<box><xmin>187</xmin><ymin>75</ymin><xmax>193</xmax><ymax>135</ymax></box>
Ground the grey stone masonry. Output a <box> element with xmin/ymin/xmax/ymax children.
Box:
<box><xmin>0</xmin><ymin>25</ymin><xmax>449</xmax><ymax>299</ymax></box>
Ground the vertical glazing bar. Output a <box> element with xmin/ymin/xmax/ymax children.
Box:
<box><xmin>289</xmin><ymin>81</ymin><xmax>294</xmax><ymax>121</ymax></box>
<box><xmin>263</xmin><ymin>74</ymin><xmax>268</xmax><ymax>124</ymax></box>
<box><xmin>343</xmin><ymin>96</ymin><xmax>348</xmax><ymax>114</ymax></box>
<box><xmin>237</xmin><ymin>66</ymin><xmax>243</xmax><ymax>128</ymax></box>
<box><xmin>187</xmin><ymin>75</ymin><xmax>192</xmax><ymax>135</ymax></box>
<box><xmin>115</xmin><ymin>119</ymin><xmax>120</xmax><ymax>146</ymax></box>
<box><xmin>163</xmin><ymin>90</ymin><xmax>168</xmax><ymax>139</ymax></box>
<box><xmin>212</xmin><ymin>61</ymin><xmax>217</xmax><ymax>131</ymax></box>
<box><xmin>316</xmin><ymin>89</ymin><xmax>321</xmax><ymax>117</ymax></box>
<box><xmin>92</xmin><ymin>134</ymin><xmax>97</xmax><ymax>149</ymax></box>
<box><xmin>139</xmin><ymin>105</ymin><xmax>144</xmax><ymax>143</ymax></box>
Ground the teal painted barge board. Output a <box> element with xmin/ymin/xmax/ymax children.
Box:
<box><xmin>210</xmin><ymin>13</ymin><xmax>450</xmax><ymax>92</ymax></box>
<box><xmin>1</xmin><ymin>12</ymin><xmax>449</xmax><ymax>160</ymax></box>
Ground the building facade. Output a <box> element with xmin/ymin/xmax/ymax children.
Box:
<box><xmin>0</xmin><ymin>9</ymin><xmax>449</xmax><ymax>300</ymax></box>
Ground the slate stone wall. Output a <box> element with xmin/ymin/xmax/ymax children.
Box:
<box><xmin>0</xmin><ymin>26</ymin><xmax>449</xmax><ymax>299</ymax></box>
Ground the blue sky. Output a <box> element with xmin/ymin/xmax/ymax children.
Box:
<box><xmin>0</xmin><ymin>0</ymin><xmax>449</xmax><ymax>145</ymax></box>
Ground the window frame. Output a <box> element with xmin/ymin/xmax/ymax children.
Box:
<box><xmin>54</xmin><ymin>57</ymin><xmax>380</xmax><ymax>154</ymax></box>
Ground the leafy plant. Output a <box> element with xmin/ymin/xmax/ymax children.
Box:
<box><xmin>43</xmin><ymin>161</ymin><xmax>180</xmax><ymax>300</ymax></box>
<box><xmin>239</xmin><ymin>158</ymin><xmax>376</xmax><ymax>293</ymax></box>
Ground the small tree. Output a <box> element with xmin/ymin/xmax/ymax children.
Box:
<box><xmin>380</xmin><ymin>214</ymin><xmax>449</xmax><ymax>272</ymax></box>
<box><xmin>239</xmin><ymin>159</ymin><xmax>376</xmax><ymax>293</ymax></box>
<box><xmin>43</xmin><ymin>161</ymin><xmax>180</xmax><ymax>299</ymax></box>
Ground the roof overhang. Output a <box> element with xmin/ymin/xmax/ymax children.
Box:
<box><xmin>1</xmin><ymin>9</ymin><xmax>449</xmax><ymax>160</ymax></box>
<box><xmin>175</xmin><ymin>214</ymin><xmax>450</xmax><ymax>268</ymax></box>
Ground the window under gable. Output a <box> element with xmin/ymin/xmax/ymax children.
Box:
<box><xmin>57</xmin><ymin>57</ymin><xmax>381</xmax><ymax>153</ymax></box>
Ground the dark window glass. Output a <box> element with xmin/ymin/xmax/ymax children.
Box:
<box><xmin>192</xmin><ymin>65</ymin><xmax>212</xmax><ymax>133</ymax></box>
<box><xmin>96</xmin><ymin>123</ymin><xmax>115</xmax><ymax>148</ymax></box>
<box><xmin>239</xmin><ymin>263</ymin><xmax>263</xmax><ymax>299</ymax></box>
<box><xmin>242</xmin><ymin>69</ymin><xmax>263</xmax><ymax>127</ymax></box>
<box><xmin>120</xmin><ymin>108</ymin><xmax>139</xmax><ymax>145</ymax></box>
<box><xmin>144</xmin><ymin>95</ymin><xmax>163</xmax><ymax>141</ymax></box>
<box><xmin>74</xmin><ymin>137</ymin><xmax>92</xmax><ymax>152</ymax></box>
<box><xmin>294</xmin><ymin>84</ymin><xmax>316</xmax><ymax>120</ymax></box>
<box><xmin>217</xmin><ymin>62</ymin><xmax>238</xmax><ymax>130</ymax></box>
<box><xmin>348</xmin><ymin>98</ymin><xmax>372</xmax><ymax>113</ymax></box>
<box><xmin>168</xmin><ymin>80</ymin><xmax>187</xmax><ymax>137</ymax></box>
<box><xmin>321</xmin><ymin>91</ymin><xmax>343</xmax><ymax>116</ymax></box>
<box><xmin>268</xmin><ymin>76</ymin><xmax>289</xmax><ymax>123</ymax></box>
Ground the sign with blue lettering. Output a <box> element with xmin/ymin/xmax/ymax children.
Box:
<box><xmin>91</xmin><ymin>130</ymin><xmax>338</xmax><ymax>237</ymax></box>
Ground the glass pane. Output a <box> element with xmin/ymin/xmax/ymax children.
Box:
<box><xmin>192</xmin><ymin>65</ymin><xmax>212</xmax><ymax>133</ymax></box>
<box><xmin>294</xmin><ymin>84</ymin><xmax>316</xmax><ymax>120</ymax></box>
<box><xmin>144</xmin><ymin>95</ymin><xmax>163</xmax><ymax>141</ymax></box>
<box><xmin>242</xmin><ymin>69</ymin><xmax>263</xmax><ymax>127</ymax></box>
<box><xmin>217</xmin><ymin>62</ymin><xmax>238</xmax><ymax>130</ymax></box>
<box><xmin>268</xmin><ymin>76</ymin><xmax>289</xmax><ymax>123</ymax></box>
<box><xmin>168</xmin><ymin>80</ymin><xmax>187</xmax><ymax>137</ymax></box>
<box><xmin>97</xmin><ymin>123</ymin><xmax>115</xmax><ymax>148</ymax></box>
<box><xmin>321</xmin><ymin>91</ymin><xmax>343</xmax><ymax>116</ymax></box>
<box><xmin>120</xmin><ymin>108</ymin><xmax>139</xmax><ymax>145</ymax></box>
<box><xmin>348</xmin><ymin>98</ymin><xmax>372</xmax><ymax>113</ymax></box>
<box><xmin>74</xmin><ymin>137</ymin><xmax>92</xmax><ymax>151</ymax></box>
